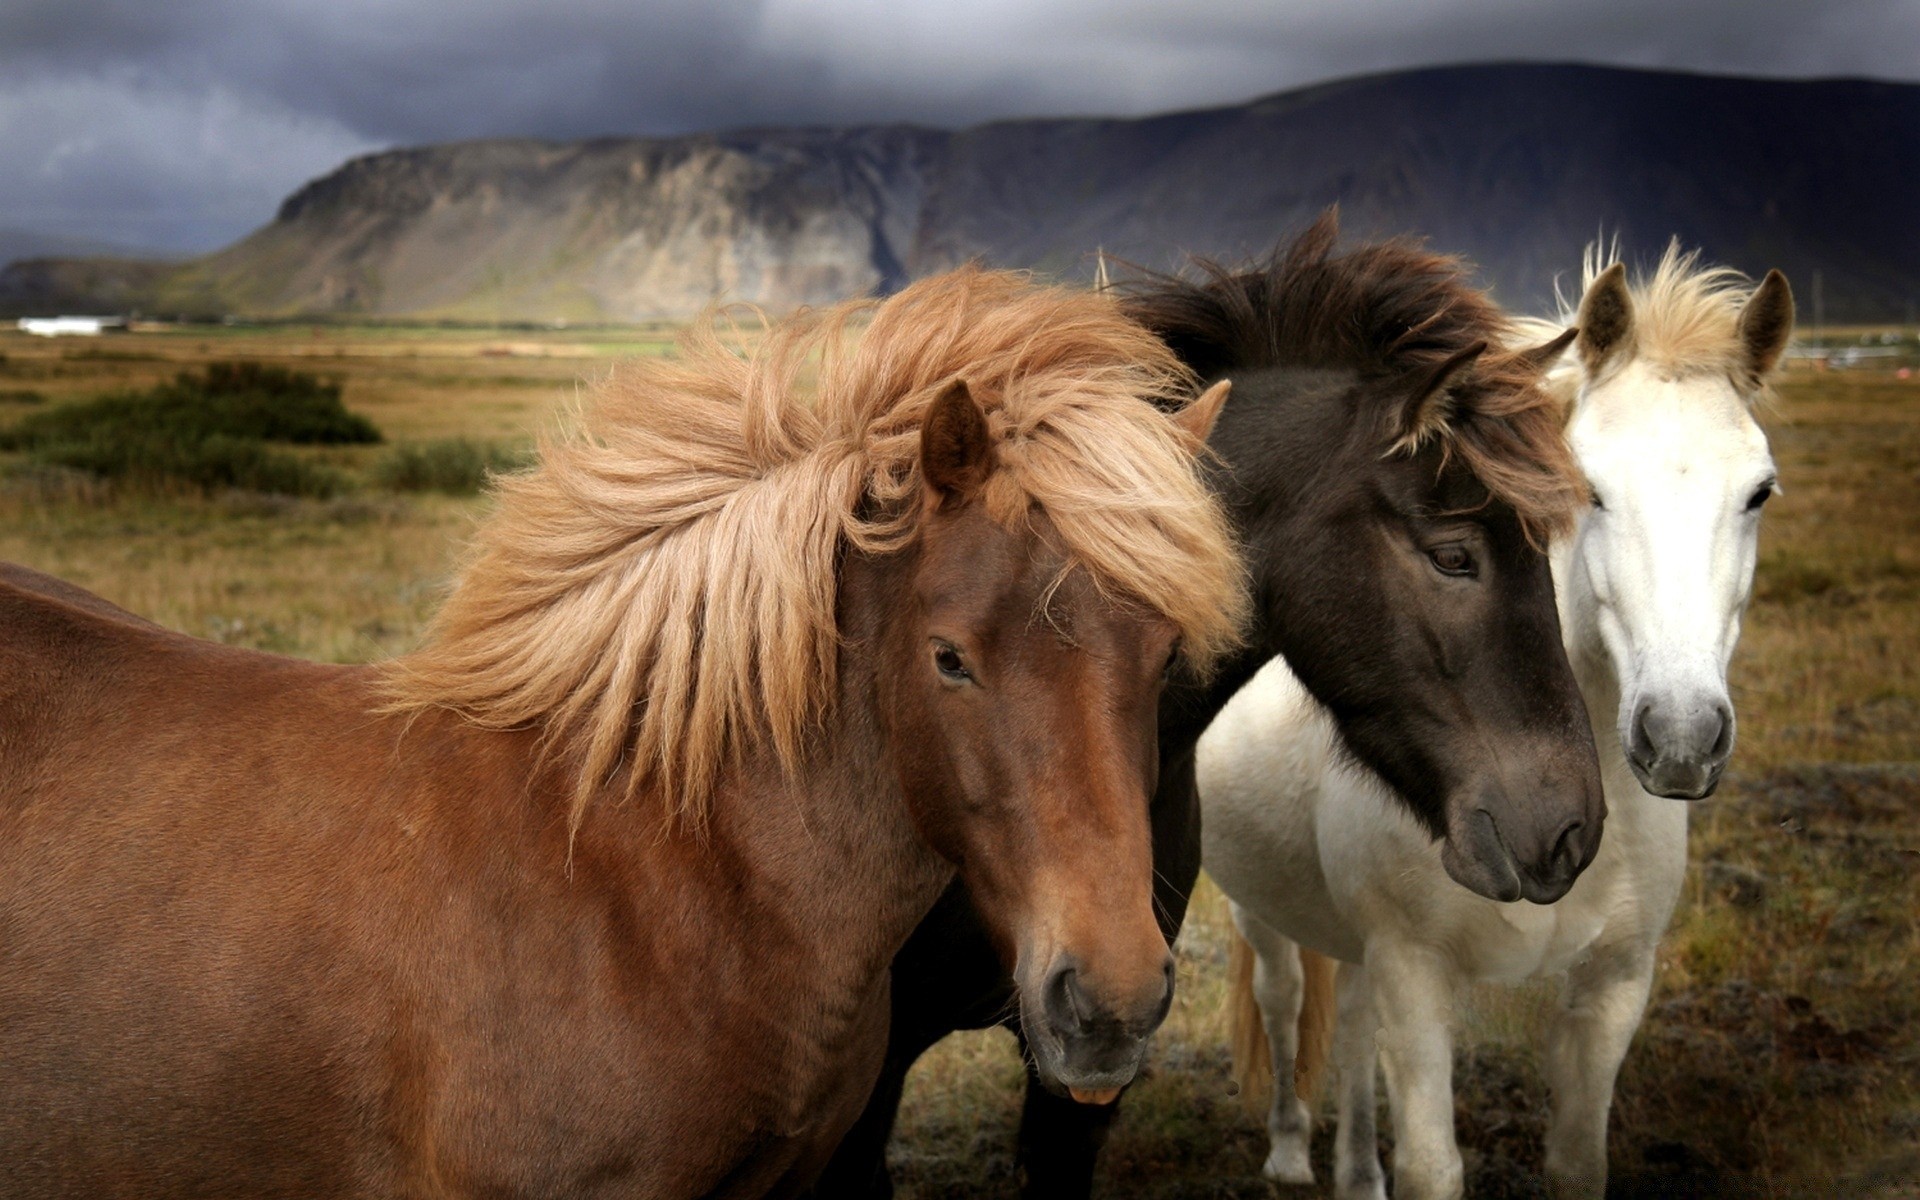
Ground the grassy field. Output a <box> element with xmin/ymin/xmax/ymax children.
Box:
<box><xmin>0</xmin><ymin>323</ymin><xmax>1915</xmax><ymax>1197</ymax></box>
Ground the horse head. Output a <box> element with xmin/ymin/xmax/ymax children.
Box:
<box><xmin>1555</xmin><ymin>251</ymin><xmax>1792</xmax><ymax>798</ymax></box>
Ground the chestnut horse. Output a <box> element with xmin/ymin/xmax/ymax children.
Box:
<box><xmin>812</xmin><ymin>215</ymin><xmax>1606</xmax><ymax>1199</ymax></box>
<box><xmin>0</xmin><ymin>269</ymin><xmax>1247</xmax><ymax>1199</ymax></box>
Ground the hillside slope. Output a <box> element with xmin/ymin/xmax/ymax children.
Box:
<box><xmin>4</xmin><ymin>63</ymin><xmax>1914</xmax><ymax>321</ymax></box>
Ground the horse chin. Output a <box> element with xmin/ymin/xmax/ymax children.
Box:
<box><xmin>1628</xmin><ymin>756</ymin><xmax>1724</xmax><ymax>801</ymax></box>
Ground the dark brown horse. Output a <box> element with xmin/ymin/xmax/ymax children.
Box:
<box><xmin>812</xmin><ymin>215</ymin><xmax>1608</xmax><ymax>1198</ymax></box>
<box><xmin>0</xmin><ymin>269</ymin><xmax>1247</xmax><ymax>1198</ymax></box>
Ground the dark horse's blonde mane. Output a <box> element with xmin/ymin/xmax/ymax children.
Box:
<box><xmin>1125</xmin><ymin>213</ymin><xmax>1587</xmax><ymax>539</ymax></box>
<box><xmin>383</xmin><ymin>267</ymin><xmax>1247</xmax><ymax>830</ymax></box>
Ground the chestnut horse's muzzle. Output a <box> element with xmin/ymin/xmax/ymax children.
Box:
<box><xmin>1022</xmin><ymin>953</ymin><xmax>1175</xmax><ymax>1103</ymax></box>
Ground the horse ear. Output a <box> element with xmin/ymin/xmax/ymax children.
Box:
<box><xmin>921</xmin><ymin>378</ymin><xmax>994</xmax><ymax>506</ymax></box>
<box><xmin>1737</xmin><ymin>269</ymin><xmax>1795</xmax><ymax>386</ymax></box>
<box><xmin>1169</xmin><ymin>379</ymin><xmax>1230</xmax><ymax>446</ymax></box>
<box><xmin>1393</xmin><ymin>340</ymin><xmax>1487</xmax><ymax>453</ymax></box>
<box><xmin>1514</xmin><ymin>327</ymin><xmax>1578</xmax><ymax>375</ymax></box>
<box><xmin>1577</xmin><ymin>262</ymin><xmax>1634</xmax><ymax>374</ymax></box>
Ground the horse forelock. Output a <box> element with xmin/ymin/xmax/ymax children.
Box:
<box><xmin>1569</xmin><ymin>240</ymin><xmax>1775</xmax><ymax>395</ymax></box>
<box><xmin>379</xmin><ymin>266</ymin><xmax>1246</xmax><ymax>833</ymax></box>
<box><xmin>1124</xmin><ymin>211</ymin><xmax>1586</xmax><ymax>542</ymax></box>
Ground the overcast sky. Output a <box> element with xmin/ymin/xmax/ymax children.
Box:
<box><xmin>2</xmin><ymin>0</ymin><xmax>1914</xmax><ymax>254</ymax></box>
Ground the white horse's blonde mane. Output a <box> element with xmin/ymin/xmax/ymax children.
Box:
<box><xmin>1522</xmin><ymin>240</ymin><xmax>1773</xmax><ymax>394</ymax></box>
<box><xmin>382</xmin><ymin>267</ymin><xmax>1247</xmax><ymax>831</ymax></box>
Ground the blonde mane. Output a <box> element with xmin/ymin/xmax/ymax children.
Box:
<box><xmin>1527</xmin><ymin>240</ymin><xmax>1769</xmax><ymax>387</ymax></box>
<box><xmin>382</xmin><ymin>267</ymin><xmax>1247</xmax><ymax>830</ymax></box>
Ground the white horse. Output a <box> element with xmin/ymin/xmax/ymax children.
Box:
<box><xmin>1198</xmin><ymin>245</ymin><xmax>1795</xmax><ymax>1200</ymax></box>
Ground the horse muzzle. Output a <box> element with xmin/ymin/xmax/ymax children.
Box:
<box><xmin>1627</xmin><ymin>694</ymin><xmax>1733</xmax><ymax>800</ymax></box>
<box><xmin>1440</xmin><ymin>777</ymin><xmax>1604</xmax><ymax>905</ymax></box>
<box><xmin>1020</xmin><ymin>953</ymin><xmax>1174</xmax><ymax>1104</ymax></box>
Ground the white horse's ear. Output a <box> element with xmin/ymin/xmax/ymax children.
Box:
<box><xmin>1170</xmin><ymin>379</ymin><xmax>1230</xmax><ymax>446</ymax></box>
<box><xmin>1577</xmin><ymin>262</ymin><xmax>1634</xmax><ymax>374</ymax></box>
<box><xmin>1737</xmin><ymin>269</ymin><xmax>1795</xmax><ymax>386</ymax></box>
<box><xmin>1392</xmin><ymin>340</ymin><xmax>1486</xmax><ymax>454</ymax></box>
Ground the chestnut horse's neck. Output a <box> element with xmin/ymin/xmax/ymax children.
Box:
<box><xmin>558</xmin><ymin>545</ymin><xmax>951</xmax><ymax>1131</ymax></box>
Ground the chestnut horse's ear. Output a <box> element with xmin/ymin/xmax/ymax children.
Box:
<box><xmin>1577</xmin><ymin>262</ymin><xmax>1634</xmax><ymax>374</ymax></box>
<box><xmin>1169</xmin><ymin>379</ymin><xmax>1231</xmax><ymax>447</ymax></box>
<box><xmin>1737</xmin><ymin>269</ymin><xmax>1795</xmax><ymax>387</ymax></box>
<box><xmin>921</xmin><ymin>378</ymin><xmax>994</xmax><ymax>506</ymax></box>
<box><xmin>1392</xmin><ymin>340</ymin><xmax>1486</xmax><ymax>454</ymax></box>
<box><xmin>1514</xmin><ymin>327</ymin><xmax>1579</xmax><ymax>376</ymax></box>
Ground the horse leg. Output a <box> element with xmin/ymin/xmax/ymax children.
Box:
<box><xmin>1542</xmin><ymin>944</ymin><xmax>1656</xmax><ymax>1199</ymax></box>
<box><xmin>1331</xmin><ymin>961</ymin><xmax>1387</xmax><ymax>1200</ymax></box>
<box><xmin>1230</xmin><ymin>905</ymin><xmax>1315</xmax><ymax>1184</ymax></box>
<box><xmin>1013</xmin><ymin>1052</ymin><xmax>1119</xmax><ymax>1200</ymax></box>
<box><xmin>1368</xmin><ymin>941</ymin><xmax>1463</xmax><ymax>1200</ymax></box>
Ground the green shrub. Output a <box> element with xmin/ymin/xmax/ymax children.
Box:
<box><xmin>375</xmin><ymin>438</ymin><xmax>532</xmax><ymax>495</ymax></box>
<box><xmin>34</xmin><ymin>431</ymin><xmax>344</xmax><ymax>497</ymax></box>
<box><xmin>0</xmin><ymin>362</ymin><xmax>381</xmax><ymax>454</ymax></box>
<box><xmin>0</xmin><ymin>362</ymin><xmax>377</xmax><ymax>496</ymax></box>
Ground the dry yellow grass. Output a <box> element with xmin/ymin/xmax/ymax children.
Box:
<box><xmin>0</xmin><ymin>327</ymin><xmax>1915</xmax><ymax>1197</ymax></box>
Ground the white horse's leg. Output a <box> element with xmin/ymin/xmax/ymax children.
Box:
<box><xmin>1331</xmin><ymin>961</ymin><xmax>1386</xmax><ymax>1200</ymax></box>
<box><xmin>1231</xmin><ymin>906</ymin><xmax>1315</xmax><ymax>1184</ymax></box>
<box><xmin>1369</xmin><ymin>941</ymin><xmax>1463</xmax><ymax>1200</ymax></box>
<box><xmin>1542</xmin><ymin>944</ymin><xmax>1657</xmax><ymax>1199</ymax></box>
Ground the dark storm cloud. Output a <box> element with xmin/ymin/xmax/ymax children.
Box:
<box><xmin>2</xmin><ymin>0</ymin><xmax>1915</xmax><ymax>252</ymax></box>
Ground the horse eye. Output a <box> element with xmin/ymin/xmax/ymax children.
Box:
<box><xmin>1746</xmin><ymin>482</ymin><xmax>1774</xmax><ymax>512</ymax></box>
<box><xmin>1590</xmin><ymin>492</ymin><xmax>1606</xmax><ymax>511</ymax></box>
<box><xmin>932</xmin><ymin>641</ymin><xmax>973</xmax><ymax>683</ymax></box>
<box><xmin>1428</xmin><ymin>544</ymin><xmax>1476</xmax><ymax>577</ymax></box>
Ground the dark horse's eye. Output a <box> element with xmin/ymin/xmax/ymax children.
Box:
<box><xmin>1428</xmin><ymin>544</ymin><xmax>1476</xmax><ymax>578</ymax></box>
<box><xmin>932</xmin><ymin>641</ymin><xmax>973</xmax><ymax>683</ymax></box>
<box><xmin>1746</xmin><ymin>481</ymin><xmax>1775</xmax><ymax>512</ymax></box>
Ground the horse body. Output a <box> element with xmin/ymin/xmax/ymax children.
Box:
<box><xmin>0</xmin><ymin>270</ymin><xmax>1248</xmax><ymax>1198</ymax></box>
<box><xmin>1204</xmin><ymin>247</ymin><xmax>1794</xmax><ymax>1200</ymax></box>
<box><xmin>0</xmin><ymin>563</ymin><xmax>948</xmax><ymax>1198</ymax></box>
<box><xmin>813</xmin><ymin>215</ymin><xmax>1603</xmax><ymax>1200</ymax></box>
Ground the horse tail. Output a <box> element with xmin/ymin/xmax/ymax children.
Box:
<box><xmin>1227</xmin><ymin>924</ymin><xmax>1273</xmax><ymax>1117</ymax></box>
<box><xmin>1294</xmin><ymin>947</ymin><xmax>1338</xmax><ymax>1105</ymax></box>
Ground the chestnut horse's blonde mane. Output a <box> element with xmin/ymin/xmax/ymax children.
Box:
<box><xmin>382</xmin><ymin>267</ymin><xmax>1246</xmax><ymax>831</ymax></box>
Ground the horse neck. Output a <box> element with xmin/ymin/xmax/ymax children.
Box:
<box><xmin>733</xmin><ymin>552</ymin><xmax>948</xmax><ymax>952</ymax></box>
<box><xmin>1156</xmin><ymin>365</ymin><xmax>1355</xmax><ymax>764</ymax></box>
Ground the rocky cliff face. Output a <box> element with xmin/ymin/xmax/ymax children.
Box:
<box><xmin>5</xmin><ymin>64</ymin><xmax>1916</xmax><ymax>321</ymax></box>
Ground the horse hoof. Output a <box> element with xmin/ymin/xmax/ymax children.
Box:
<box><xmin>1261</xmin><ymin>1142</ymin><xmax>1314</xmax><ymax>1186</ymax></box>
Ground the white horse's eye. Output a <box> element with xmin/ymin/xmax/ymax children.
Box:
<box><xmin>1590</xmin><ymin>492</ymin><xmax>1606</xmax><ymax>511</ymax></box>
<box><xmin>1745</xmin><ymin>482</ymin><xmax>1775</xmax><ymax>512</ymax></box>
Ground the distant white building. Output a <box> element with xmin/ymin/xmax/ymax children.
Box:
<box><xmin>17</xmin><ymin>316</ymin><xmax>126</xmax><ymax>337</ymax></box>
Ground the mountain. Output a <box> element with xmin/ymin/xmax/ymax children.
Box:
<box><xmin>0</xmin><ymin>229</ymin><xmax>173</xmax><ymax>271</ymax></box>
<box><xmin>4</xmin><ymin>63</ymin><xmax>1915</xmax><ymax>322</ymax></box>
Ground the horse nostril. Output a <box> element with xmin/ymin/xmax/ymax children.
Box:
<box><xmin>1629</xmin><ymin>701</ymin><xmax>1656</xmax><ymax>765</ymax></box>
<box><xmin>1044</xmin><ymin>965</ymin><xmax>1087</xmax><ymax>1035</ymax></box>
<box><xmin>1549</xmin><ymin>818</ymin><xmax>1586</xmax><ymax>873</ymax></box>
<box><xmin>1708</xmin><ymin>704</ymin><xmax>1734</xmax><ymax>760</ymax></box>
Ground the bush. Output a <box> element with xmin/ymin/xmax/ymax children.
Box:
<box><xmin>0</xmin><ymin>362</ymin><xmax>375</xmax><ymax>496</ymax></box>
<box><xmin>0</xmin><ymin>362</ymin><xmax>381</xmax><ymax>454</ymax></box>
<box><xmin>32</xmin><ymin>431</ymin><xmax>344</xmax><ymax>498</ymax></box>
<box><xmin>375</xmin><ymin>438</ymin><xmax>532</xmax><ymax>495</ymax></box>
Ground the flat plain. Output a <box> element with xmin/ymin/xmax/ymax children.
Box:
<box><xmin>1</xmin><ymin>322</ymin><xmax>1914</xmax><ymax>1197</ymax></box>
